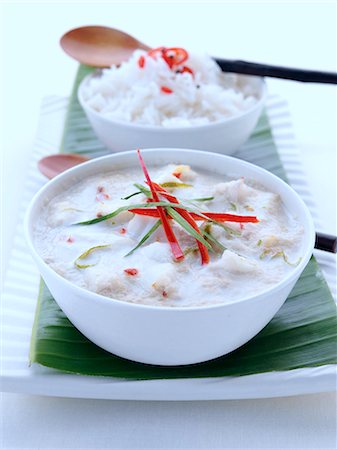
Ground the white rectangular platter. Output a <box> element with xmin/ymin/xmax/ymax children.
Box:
<box><xmin>1</xmin><ymin>95</ymin><xmax>336</xmax><ymax>400</ymax></box>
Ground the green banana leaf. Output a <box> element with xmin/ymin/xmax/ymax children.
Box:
<box><xmin>29</xmin><ymin>65</ymin><xmax>337</xmax><ymax>379</ymax></box>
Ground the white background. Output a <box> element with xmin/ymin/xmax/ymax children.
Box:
<box><xmin>1</xmin><ymin>1</ymin><xmax>336</xmax><ymax>449</ymax></box>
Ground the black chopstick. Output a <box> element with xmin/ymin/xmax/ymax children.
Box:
<box><xmin>315</xmin><ymin>232</ymin><xmax>337</xmax><ymax>253</ymax></box>
<box><xmin>214</xmin><ymin>58</ymin><xmax>337</xmax><ymax>84</ymax></box>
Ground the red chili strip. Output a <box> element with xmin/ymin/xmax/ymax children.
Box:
<box><xmin>161</xmin><ymin>86</ymin><xmax>173</xmax><ymax>94</ymax></box>
<box><xmin>162</xmin><ymin>47</ymin><xmax>189</xmax><ymax>68</ymax></box>
<box><xmin>149</xmin><ymin>182</ymin><xmax>209</xmax><ymax>265</ymax></box>
<box><xmin>198</xmin><ymin>212</ymin><xmax>259</xmax><ymax>223</ymax></box>
<box><xmin>149</xmin><ymin>182</ymin><xmax>177</xmax><ymax>202</ymax></box>
<box><xmin>179</xmin><ymin>66</ymin><xmax>194</xmax><ymax>76</ymax></box>
<box><xmin>124</xmin><ymin>268</ymin><xmax>138</xmax><ymax>276</ymax></box>
<box><xmin>136</xmin><ymin>150</ymin><xmax>184</xmax><ymax>261</ymax></box>
<box><xmin>138</xmin><ymin>56</ymin><xmax>145</xmax><ymax>68</ymax></box>
<box><xmin>147</xmin><ymin>46</ymin><xmax>166</xmax><ymax>58</ymax></box>
<box><xmin>143</xmin><ymin>183</ymin><xmax>258</xmax><ymax>226</ymax></box>
<box><xmin>129</xmin><ymin>209</ymin><xmax>162</xmax><ymax>217</ymax></box>
<box><xmin>129</xmin><ymin>208</ymin><xmax>259</xmax><ymax>223</ymax></box>
<box><xmin>147</xmin><ymin>47</ymin><xmax>189</xmax><ymax>69</ymax></box>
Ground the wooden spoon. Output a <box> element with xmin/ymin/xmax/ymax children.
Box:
<box><xmin>38</xmin><ymin>154</ymin><xmax>89</xmax><ymax>179</ymax></box>
<box><xmin>60</xmin><ymin>25</ymin><xmax>337</xmax><ymax>84</ymax></box>
<box><xmin>38</xmin><ymin>152</ymin><xmax>337</xmax><ymax>253</ymax></box>
<box><xmin>60</xmin><ymin>26</ymin><xmax>149</xmax><ymax>67</ymax></box>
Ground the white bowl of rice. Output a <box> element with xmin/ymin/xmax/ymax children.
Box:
<box><xmin>78</xmin><ymin>47</ymin><xmax>267</xmax><ymax>154</ymax></box>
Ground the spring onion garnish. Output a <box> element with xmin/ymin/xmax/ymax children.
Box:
<box><xmin>188</xmin><ymin>196</ymin><xmax>214</xmax><ymax>202</ymax></box>
<box><xmin>259</xmin><ymin>250</ymin><xmax>269</xmax><ymax>260</ymax></box>
<box><xmin>121</xmin><ymin>184</ymin><xmax>151</xmax><ymax>200</ymax></box>
<box><xmin>134</xmin><ymin>183</ymin><xmax>152</xmax><ymax>197</ymax></box>
<box><xmin>121</xmin><ymin>191</ymin><xmax>143</xmax><ymax>201</ymax></box>
<box><xmin>160</xmin><ymin>182</ymin><xmax>192</xmax><ymax>188</ymax></box>
<box><xmin>260</xmin><ymin>249</ymin><xmax>301</xmax><ymax>266</ymax></box>
<box><xmin>182</xmin><ymin>226</ymin><xmax>226</xmax><ymax>257</ymax></box>
<box><xmin>74</xmin><ymin>245</ymin><xmax>110</xmax><ymax>269</ymax></box>
<box><xmin>212</xmin><ymin>221</ymin><xmax>242</xmax><ymax>237</ymax></box>
<box><xmin>272</xmin><ymin>251</ymin><xmax>302</xmax><ymax>266</ymax></box>
<box><xmin>62</xmin><ymin>207</ymin><xmax>83</xmax><ymax>212</ymax></box>
<box><xmin>167</xmin><ymin>207</ymin><xmax>212</xmax><ymax>251</ymax></box>
<box><xmin>124</xmin><ymin>220</ymin><xmax>162</xmax><ymax>257</ymax></box>
<box><xmin>184</xmin><ymin>246</ymin><xmax>199</xmax><ymax>256</ymax></box>
<box><xmin>202</xmin><ymin>224</ymin><xmax>226</xmax><ymax>253</ymax></box>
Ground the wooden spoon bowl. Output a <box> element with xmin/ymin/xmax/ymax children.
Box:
<box><xmin>38</xmin><ymin>154</ymin><xmax>89</xmax><ymax>179</ymax></box>
<box><xmin>60</xmin><ymin>25</ymin><xmax>149</xmax><ymax>67</ymax></box>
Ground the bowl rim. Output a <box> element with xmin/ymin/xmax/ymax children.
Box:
<box><xmin>77</xmin><ymin>71</ymin><xmax>268</xmax><ymax>132</ymax></box>
<box><xmin>24</xmin><ymin>148</ymin><xmax>316</xmax><ymax>313</ymax></box>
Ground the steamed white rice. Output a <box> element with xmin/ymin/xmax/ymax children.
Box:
<box><xmin>81</xmin><ymin>49</ymin><xmax>260</xmax><ymax>127</ymax></box>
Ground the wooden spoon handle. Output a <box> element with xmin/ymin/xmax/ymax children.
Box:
<box><xmin>315</xmin><ymin>232</ymin><xmax>337</xmax><ymax>253</ymax></box>
<box><xmin>214</xmin><ymin>58</ymin><xmax>337</xmax><ymax>84</ymax></box>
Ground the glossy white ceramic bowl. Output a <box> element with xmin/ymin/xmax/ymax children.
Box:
<box><xmin>25</xmin><ymin>149</ymin><xmax>315</xmax><ymax>366</ymax></box>
<box><xmin>78</xmin><ymin>73</ymin><xmax>267</xmax><ymax>155</ymax></box>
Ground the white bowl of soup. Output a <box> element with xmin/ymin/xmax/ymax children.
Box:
<box><xmin>78</xmin><ymin>48</ymin><xmax>266</xmax><ymax>154</ymax></box>
<box><xmin>25</xmin><ymin>149</ymin><xmax>315</xmax><ymax>366</ymax></box>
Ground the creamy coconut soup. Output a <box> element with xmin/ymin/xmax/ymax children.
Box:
<box><xmin>34</xmin><ymin>155</ymin><xmax>304</xmax><ymax>307</ymax></box>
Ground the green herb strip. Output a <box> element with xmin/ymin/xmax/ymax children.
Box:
<box><xmin>202</xmin><ymin>229</ymin><xmax>226</xmax><ymax>252</ymax></box>
<box><xmin>74</xmin><ymin>244</ymin><xmax>111</xmax><ymax>269</ymax></box>
<box><xmin>123</xmin><ymin>182</ymin><xmax>213</xmax><ymax>204</ymax></box>
<box><xmin>133</xmin><ymin>183</ymin><xmax>152</xmax><ymax>197</ymax></box>
<box><xmin>184</xmin><ymin>246</ymin><xmax>199</xmax><ymax>256</ymax></box>
<box><xmin>160</xmin><ymin>182</ymin><xmax>192</xmax><ymax>188</ymax></box>
<box><xmin>121</xmin><ymin>184</ymin><xmax>151</xmax><ymax>200</ymax></box>
<box><xmin>273</xmin><ymin>251</ymin><xmax>302</xmax><ymax>266</ymax></box>
<box><xmin>124</xmin><ymin>220</ymin><xmax>162</xmax><ymax>257</ymax></box>
<box><xmin>212</xmin><ymin>221</ymin><xmax>242</xmax><ymax>236</ymax></box>
<box><xmin>75</xmin><ymin>202</ymin><xmax>203</xmax><ymax>226</ymax></box>
<box><xmin>260</xmin><ymin>249</ymin><xmax>302</xmax><ymax>266</ymax></box>
<box><xmin>189</xmin><ymin>196</ymin><xmax>214</xmax><ymax>202</ymax></box>
<box><xmin>166</xmin><ymin>207</ymin><xmax>212</xmax><ymax>251</ymax></box>
<box><xmin>121</xmin><ymin>191</ymin><xmax>142</xmax><ymax>200</ymax></box>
